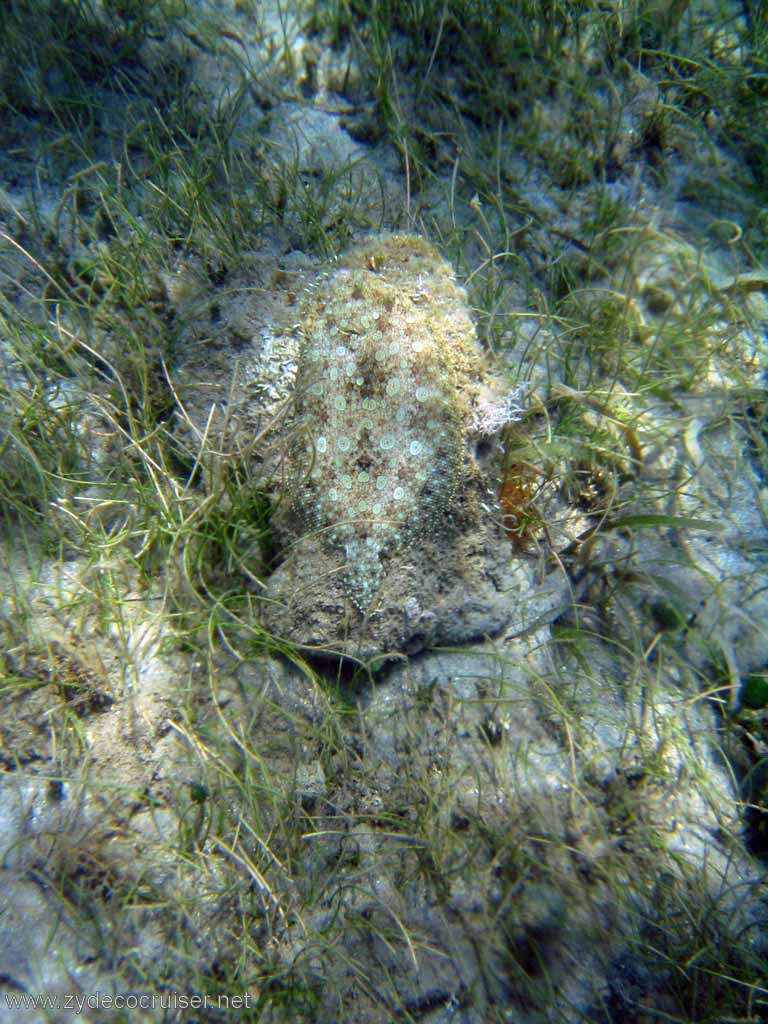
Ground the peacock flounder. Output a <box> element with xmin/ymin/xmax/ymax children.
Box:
<box><xmin>264</xmin><ymin>235</ymin><xmax>533</xmax><ymax>664</ymax></box>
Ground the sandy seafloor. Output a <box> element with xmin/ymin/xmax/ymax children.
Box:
<box><xmin>0</xmin><ymin>1</ymin><xmax>767</xmax><ymax>1021</ymax></box>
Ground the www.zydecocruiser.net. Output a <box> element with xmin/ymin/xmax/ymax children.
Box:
<box><xmin>4</xmin><ymin>991</ymin><xmax>253</xmax><ymax>1013</ymax></box>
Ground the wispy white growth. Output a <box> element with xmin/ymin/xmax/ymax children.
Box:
<box><xmin>471</xmin><ymin>382</ymin><xmax>530</xmax><ymax>435</ymax></box>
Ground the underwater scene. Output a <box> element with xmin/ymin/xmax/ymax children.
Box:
<box><xmin>0</xmin><ymin>0</ymin><xmax>767</xmax><ymax>1020</ymax></box>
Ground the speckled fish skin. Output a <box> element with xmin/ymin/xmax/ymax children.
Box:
<box><xmin>285</xmin><ymin>234</ymin><xmax>478</xmax><ymax>612</ymax></box>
